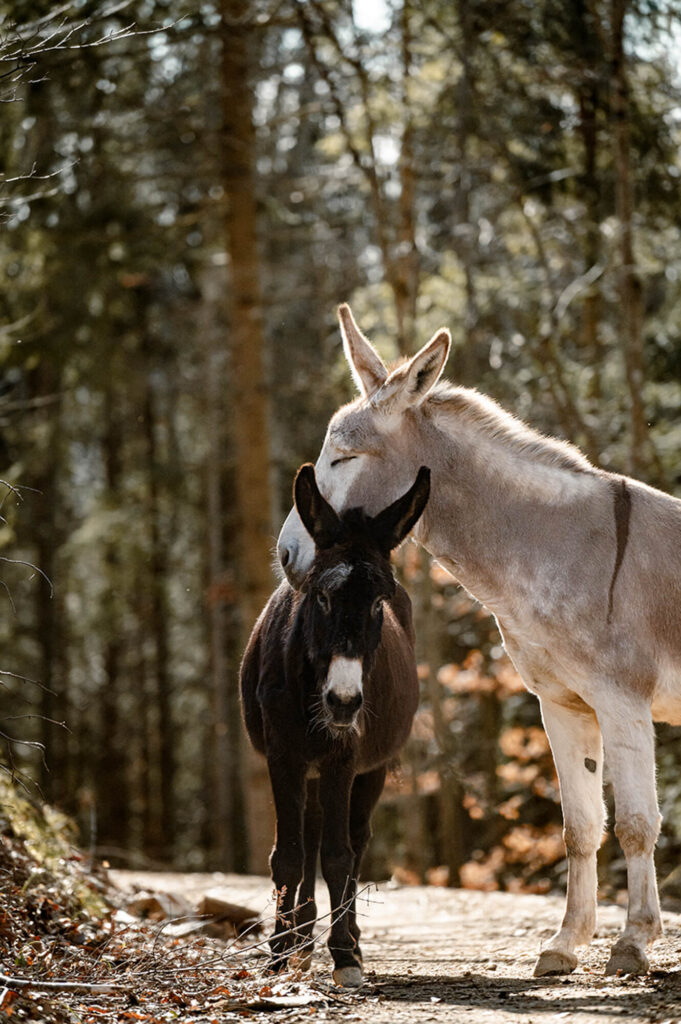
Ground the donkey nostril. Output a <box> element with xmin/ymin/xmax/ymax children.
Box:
<box><xmin>279</xmin><ymin>540</ymin><xmax>298</xmax><ymax>570</ymax></box>
<box><xmin>347</xmin><ymin>692</ymin><xmax>363</xmax><ymax>713</ymax></box>
<box><xmin>326</xmin><ymin>690</ymin><xmax>363</xmax><ymax>717</ymax></box>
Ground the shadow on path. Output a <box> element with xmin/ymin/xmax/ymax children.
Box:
<box><xmin>368</xmin><ymin>970</ymin><xmax>681</xmax><ymax>1019</ymax></box>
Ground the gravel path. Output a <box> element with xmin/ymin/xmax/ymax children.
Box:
<box><xmin>111</xmin><ymin>870</ymin><xmax>681</xmax><ymax>1023</ymax></box>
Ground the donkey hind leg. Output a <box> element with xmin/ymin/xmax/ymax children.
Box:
<box><xmin>290</xmin><ymin>778</ymin><xmax>322</xmax><ymax>971</ymax></box>
<box><xmin>534</xmin><ymin>699</ymin><xmax>605</xmax><ymax>977</ymax></box>
<box><xmin>596</xmin><ymin>701</ymin><xmax>662</xmax><ymax>976</ymax></box>
<box><xmin>266</xmin><ymin>755</ymin><xmax>306</xmax><ymax>971</ymax></box>
<box><xmin>319</xmin><ymin>764</ymin><xmax>363</xmax><ymax>987</ymax></box>
<box><xmin>347</xmin><ymin>766</ymin><xmax>387</xmax><ymax>965</ymax></box>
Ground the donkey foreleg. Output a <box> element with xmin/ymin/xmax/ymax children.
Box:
<box><xmin>266</xmin><ymin>753</ymin><xmax>306</xmax><ymax>970</ymax></box>
<box><xmin>596</xmin><ymin>701</ymin><xmax>662</xmax><ymax>976</ymax></box>
<box><xmin>348</xmin><ymin>767</ymin><xmax>387</xmax><ymax>963</ymax></box>
<box><xmin>290</xmin><ymin>778</ymin><xmax>322</xmax><ymax>971</ymax></box>
<box><xmin>319</xmin><ymin>763</ymin><xmax>364</xmax><ymax>987</ymax></box>
<box><xmin>534</xmin><ymin>700</ymin><xmax>604</xmax><ymax>977</ymax></box>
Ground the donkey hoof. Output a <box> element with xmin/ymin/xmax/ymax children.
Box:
<box><xmin>332</xmin><ymin>966</ymin><xmax>364</xmax><ymax>988</ymax></box>
<box><xmin>266</xmin><ymin>955</ymin><xmax>289</xmax><ymax>974</ymax></box>
<box><xmin>290</xmin><ymin>951</ymin><xmax>313</xmax><ymax>972</ymax></box>
<box><xmin>533</xmin><ymin>950</ymin><xmax>578</xmax><ymax>977</ymax></box>
<box><xmin>605</xmin><ymin>943</ymin><xmax>649</xmax><ymax>976</ymax></box>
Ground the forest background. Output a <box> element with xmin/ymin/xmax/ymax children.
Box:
<box><xmin>1</xmin><ymin>0</ymin><xmax>680</xmax><ymax>897</ymax></box>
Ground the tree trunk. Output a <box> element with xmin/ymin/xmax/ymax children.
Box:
<box><xmin>452</xmin><ymin>0</ymin><xmax>483</xmax><ymax>386</ymax></box>
<box><xmin>200</xmin><ymin>263</ymin><xmax>248</xmax><ymax>872</ymax></box>
<box><xmin>23</xmin><ymin>80</ymin><xmax>69</xmax><ymax>807</ymax></box>
<box><xmin>220</xmin><ymin>0</ymin><xmax>275</xmax><ymax>874</ymax></box>
<box><xmin>34</xmin><ymin>365</ymin><xmax>66</xmax><ymax>802</ymax></box>
<box><xmin>204</xmin><ymin>302</ymin><xmax>233</xmax><ymax>872</ymax></box>
<box><xmin>610</xmin><ymin>0</ymin><xmax>655</xmax><ymax>480</ymax></box>
<box><xmin>96</xmin><ymin>381</ymin><xmax>130</xmax><ymax>850</ymax></box>
<box><xmin>575</xmin><ymin>0</ymin><xmax>604</xmax><ymax>400</ymax></box>
<box><xmin>135</xmin><ymin>609</ymin><xmax>154</xmax><ymax>856</ymax></box>
<box><xmin>415</xmin><ymin>550</ymin><xmax>464</xmax><ymax>887</ymax></box>
<box><xmin>143</xmin><ymin>372</ymin><xmax>175</xmax><ymax>860</ymax></box>
<box><xmin>393</xmin><ymin>0</ymin><xmax>418</xmax><ymax>356</ymax></box>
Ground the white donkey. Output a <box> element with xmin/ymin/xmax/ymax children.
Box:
<box><xmin>278</xmin><ymin>304</ymin><xmax>681</xmax><ymax>978</ymax></box>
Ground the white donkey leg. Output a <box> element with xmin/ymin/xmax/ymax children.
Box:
<box><xmin>596</xmin><ymin>701</ymin><xmax>662</xmax><ymax>976</ymax></box>
<box><xmin>534</xmin><ymin>699</ymin><xmax>604</xmax><ymax>977</ymax></box>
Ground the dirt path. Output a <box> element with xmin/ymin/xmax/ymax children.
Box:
<box><xmin>111</xmin><ymin>870</ymin><xmax>681</xmax><ymax>1023</ymax></box>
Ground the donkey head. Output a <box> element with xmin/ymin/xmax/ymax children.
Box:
<box><xmin>293</xmin><ymin>462</ymin><xmax>430</xmax><ymax>734</ymax></box>
<box><xmin>279</xmin><ymin>305</ymin><xmax>450</xmax><ymax>588</ymax></box>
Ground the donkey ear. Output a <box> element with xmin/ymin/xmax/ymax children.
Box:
<box><xmin>294</xmin><ymin>463</ymin><xmax>341</xmax><ymax>550</ymax></box>
<box><xmin>338</xmin><ymin>303</ymin><xmax>388</xmax><ymax>398</ymax></box>
<box><xmin>372</xmin><ymin>328</ymin><xmax>450</xmax><ymax>413</ymax></box>
<box><xmin>371</xmin><ymin>466</ymin><xmax>431</xmax><ymax>554</ymax></box>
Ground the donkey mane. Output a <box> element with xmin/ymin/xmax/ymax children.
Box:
<box><xmin>425</xmin><ymin>381</ymin><xmax>594</xmax><ymax>475</ymax></box>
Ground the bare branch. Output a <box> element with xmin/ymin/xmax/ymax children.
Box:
<box><xmin>295</xmin><ymin>2</ymin><xmax>394</xmax><ymax>277</ymax></box>
<box><xmin>0</xmin><ymin>393</ymin><xmax>63</xmax><ymax>414</ymax></box>
<box><xmin>555</xmin><ymin>263</ymin><xmax>605</xmax><ymax>322</ymax></box>
<box><xmin>0</xmin><ymin>760</ymin><xmax>41</xmax><ymax>797</ymax></box>
<box><xmin>0</xmin><ymin>715</ymin><xmax>69</xmax><ymax>731</ymax></box>
<box><xmin>0</xmin><ymin>580</ymin><xmax>16</xmax><ymax>615</ymax></box>
<box><xmin>0</xmin><ymin>732</ymin><xmax>45</xmax><ymax>753</ymax></box>
<box><xmin>0</xmin><ymin>974</ymin><xmax>131</xmax><ymax>994</ymax></box>
<box><xmin>0</xmin><ymin>729</ymin><xmax>48</xmax><ymax>781</ymax></box>
<box><xmin>0</xmin><ymin>478</ymin><xmax>25</xmax><ymax>501</ymax></box>
<box><xmin>0</xmin><ymin>557</ymin><xmax>54</xmax><ymax>597</ymax></box>
<box><xmin>3</xmin><ymin>161</ymin><xmax>76</xmax><ymax>184</ymax></box>
<box><xmin>0</xmin><ymin>311</ymin><xmax>37</xmax><ymax>339</ymax></box>
<box><xmin>0</xmin><ymin>480</ymin><xmax>41</xmax><ymax>516</ymax></box>
<box><xmin>0</xmin><ymin>1</ymin><xmax>182</xmax><ymax>107</ymax></box>
<box><xmin>0</xmin><ymin>184</ymin><xmax>64</xmax><ymax>207</ymax></box>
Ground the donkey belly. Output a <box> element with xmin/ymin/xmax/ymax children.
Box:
<box><xmin>501</xmin><ymin>626</ymin><xmax>597</xmax><ymax>714</ymax></box>
<box><xmin>355</xmin><ymin>689</ymin><xmax>418</xmax><ymax>771</ymax></box>
<box><xmin>355</xmin><ymin>739</ymin><xmax>403</xmax><ymax>774</ymax></box>
<box><xmin>651</xmin><ymin>660</ymin><xmax>681</xmax><ymax>725</ymax></box>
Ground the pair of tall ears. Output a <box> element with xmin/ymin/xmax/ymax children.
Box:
<box><xmin>294</xmin><ymin>464</ymin><xmax>431</xmax><ymax>557</ymax></box>
<box><xmin>338</xmin><ymin>304</ymin><xmax>451</xmax><ymax>411</ymax></box>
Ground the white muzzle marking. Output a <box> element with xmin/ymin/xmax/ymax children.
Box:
<box><xmin>324</xmin><ymin>656</ymin><xmax>363</xmax><ymax>703</ymax></box>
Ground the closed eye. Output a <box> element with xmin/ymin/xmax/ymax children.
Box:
<box><xmin>330</xmin><ymin>455</ymin><xmax>357</xmax><ymax>468</ymax></box>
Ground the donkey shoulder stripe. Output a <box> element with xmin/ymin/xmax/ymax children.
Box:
<box><xmin>607</xmin><ymin>477</ymin><xmax>632</xmax><ymax>624</ymax></box>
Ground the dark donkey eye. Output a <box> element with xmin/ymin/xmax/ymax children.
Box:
<box><xmin>317</xmin><ymin>590</ymin><xmax>331</xmax><ymax>613</ymax></box>
<box><xmin>371</xmin><ymin>596</ymin><xmax>384</xmax><ymax>617</ymax></box>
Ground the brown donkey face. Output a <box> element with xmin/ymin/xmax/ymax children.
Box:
<box><xmin>293</xmin><ymin>463</ymin><xmax>430</xmax><ymax>733</ymax></box>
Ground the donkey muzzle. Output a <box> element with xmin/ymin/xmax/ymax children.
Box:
<box><xmin>277</xmin><ymin>506</ymin><xmax>315</xmax><ymax>589</ymax></box>
<box><xmin>324</xmin><ymin>656</ymin><xmax>363</xmax><ymax>727</ymax></box>
<box><xmin>325</xmin><ymin>688</ymin><xmax>363</xmax><ymax>726</ymax></box>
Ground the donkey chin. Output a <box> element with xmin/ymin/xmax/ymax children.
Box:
<box><xmin>321</xmin><ymin>656</ymin><xmax>365</xmax><ymax>738</ymax></box>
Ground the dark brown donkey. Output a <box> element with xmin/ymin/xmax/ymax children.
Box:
<box><xmin>240</xmin><ymin>463</ymin><xmax>430</xmax><ymax>987</ymax></box>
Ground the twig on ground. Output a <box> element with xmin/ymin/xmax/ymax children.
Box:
<box><xmin>0</xmin><ymin>974</ymin><xmax>132</xmax><ymax>995</ymax></box>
